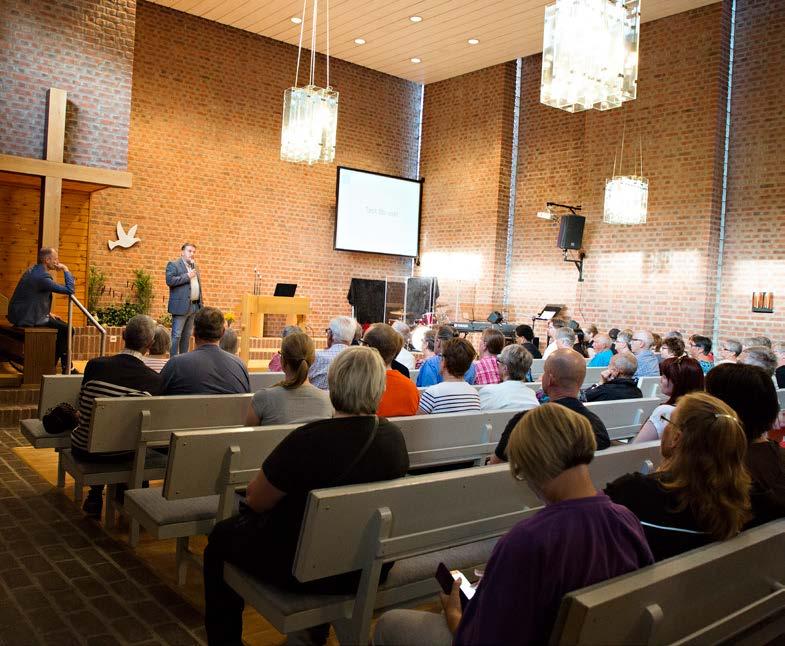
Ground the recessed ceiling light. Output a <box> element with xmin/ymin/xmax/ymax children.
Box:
<box><xmin>468</xmin><ymin>38</ymin><xmax>480</xmax><ymax>45</ymax></box>
<box><xmin>409</xmin><ymin>15</ymin><xmax>423</xmax><ymax>23</ymax></box>
<box><xmin>411</xmin><ymin>57</ymin><xmax>421</xmax><ymax>64</ymax></box>
<box><xmin>291</xmin><ymin>16</ymin><xmax>302</xmax><ymax>24</ymax></box>
<box><xmin>354</xmin><ymin>38</ymin><xmax>366</xmax><ymax>45</ymax></box>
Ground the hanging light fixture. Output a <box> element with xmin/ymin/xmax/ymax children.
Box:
<box><xmin>280</xmin><ymin>0</ymin><xmax>339</xmax><ymax>165</ymax></box>
<box><xmin>604</xmin><ymin>132</ymin><xmax>648</xmax><ymax>224</ymax></box>
<box><xmin>541</xmin><ymin>0</ymin><xmax>641</xmax><ymax>113</ymax></box>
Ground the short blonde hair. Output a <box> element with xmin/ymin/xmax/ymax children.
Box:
<box><xmin>327</xmin><ymin>346</ymin><xmax>386</xmax><ymax>415</ymax></box>
<box><xmin>507</xmin><ymin>404</ymin><xmax>596</xmax><ymax>489</ymax></box>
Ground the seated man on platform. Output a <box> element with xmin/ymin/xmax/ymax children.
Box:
<box><xmin>514</xmin><ymin>324</ymin><xmax>542</xmax><ymax>359</ymax></box>
<box><xmin>7</xmin><ymin>247</ymin><xmax>75</xmax><ymax>374</ymax></box>
<box><xmin>630</xmin><ymin>330</ymin><xmax>660</xmax><ymax>378</ymax></box>
<box><xmin>492</xmin><ymin>349</ymin><xmax>610</xmax><ymax>462</ymax></box>
<box><xmin>71</xmin><ymin>314</ymin><xmax>162</xmax><ymax>517</ymax></box>
<box><xmin>308</xmin><ymin>315</ymin><xmax>356</xmax><ymax>389</ymax></box>
<box><xmin>416</xmin><ymin>325</ymin><xmax>476</xmax><ymax>387</ymax></box>
<box><xmin>391</xmin><ymin>321</ymin><xmax>416</xmax><ymax>372</ymax></box>
<box><xmin>473</xmin><ymin>328</ymin><xmax>505</xmax><ymax>385</ymax></box>
<box><xmin>161</xmin><ymin>307</ymin><xmax>250</xmax><ymax>395</ymax></box>
<box><xmin>584</xmin><ymin>353</ymin><xmax>643</xmax><ymax>402</ymax></box>
<box><xmin>587</xmin><ymin>333</ymin><xmax>613</xmax><ymax>368</ymax></box>
<box><xmin>363</xmin><ymin>323</ymin><xmax>420</xmax><ymax>417</ymax></box>
<box><xmin>479</xmin><ymin>344</ymin><xmax>539</xmax><ymax>411</ymax></box>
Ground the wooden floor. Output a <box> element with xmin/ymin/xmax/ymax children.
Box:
<box><xmin>12</xmin><ymin>445</ymin><xmax>440</xmax><ymax>645</ymax></box>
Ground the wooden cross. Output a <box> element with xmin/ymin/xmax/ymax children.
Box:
<box><xmin>0</xmin><ymin>88</ymin><xmax>132</xmax><ymax>248</ymax></box>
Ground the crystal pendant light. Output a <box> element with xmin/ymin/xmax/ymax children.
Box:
<box><xmin>603</xmin><ymin>133</ymin><xmax>648</xmax><ymax>225</ymax></box>
<box><xmin>541</xmin><ymin>0</ymin><xmax>640</xmax><ymax>113</ymax></box>
<box><xmin>280</xmin><ymin>0</ymin><xmax>339</xmax><ymax>165</ymax></box>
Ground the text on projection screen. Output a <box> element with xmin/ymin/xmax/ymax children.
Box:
<box><xmin>335</xmin><ymin>169</ymin><xmax>420</xmax><ymax>257</ymax></box>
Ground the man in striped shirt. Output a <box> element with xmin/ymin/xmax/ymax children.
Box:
<box><xmin>71</xmin><ymin>315</ymin><xmax>162</xmax><ymax>517</ymax></box>
<box><xmin>418</xmin><ymin>338</ymin><xmax>480</xmax><ymax>414</ymax></box>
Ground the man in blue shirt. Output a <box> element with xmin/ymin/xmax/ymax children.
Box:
<box><xmin>8</xmin><ymin>248</ymin><xmax>75</xmax><ymax>373</ymax></box>
<box><xmin>416</xmin><ymin>325</ymin><xmax>476</xmax><ymax>387</ymax></box>
<box><xmin>631</xmin><ymin>330</ymin><xmax>661</xmax><ymax>378</ymax></box>
<box><xmin>587</xmin><ymin>333</ymin><xmax>613</xmax><ymax>368</ymax></box>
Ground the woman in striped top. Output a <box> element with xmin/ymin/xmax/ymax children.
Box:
<box><xmin>418</xmin><ymin>337</ymin><xmax>480</xmax><ymax>415</ymax></box>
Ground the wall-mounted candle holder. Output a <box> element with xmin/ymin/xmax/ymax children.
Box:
<box><xmin>752</xmin><ymin>292</ymin><xmax>774</xmax><ymax>314</ymax></box>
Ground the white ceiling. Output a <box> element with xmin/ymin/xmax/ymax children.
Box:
<box><xmin>149</xmin><ymin>0</ymin><xmax>719</xmax><ymax>84</ymax></box>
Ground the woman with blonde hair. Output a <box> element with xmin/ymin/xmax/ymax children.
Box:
<box><xmin>374</xmin><ymin>404</ymin><xmax>653</xmax><ymax>646</ymax></box>
<box><xmin>245</xmin><ymin>332</ymin><xmax>332</xmax><ymax>426</ymax></box>
<box><xmin>607</xmin><ymin>392</ymin><xmax>752</xmax><ymax>561</ymax></box>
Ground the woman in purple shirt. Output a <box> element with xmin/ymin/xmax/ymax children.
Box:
<box><xmin>374</xmin><ymin>404</ymin><xmax>654</xmax><ymax>646</ymax></box>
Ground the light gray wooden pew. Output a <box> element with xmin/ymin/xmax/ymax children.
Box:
<box><xmin>124</xmin><ymin>408</ymin><xmax>519</xmax><ymax>579</ymax></box>
<box><xmin>19</xmin><ymin>374</ymin><xmax>84</xmax><ymax>487</ymax></box>
<box><xmin>551</xmin><ymin>519</ymin><xmax>785</xmax><ymax>645</ymax></box>
<box><xmin>637</xmin><ymin>375</ymin><xmax>666</xmax><ymax>400</ymax></box>
<box><xmin>585</xmin><ymin>397</ymin><xmax>660</xmax><ymax>441</ymax></box>
<box><xmin>224</xmin><ymin>441</ymin><xmax>663</xmax><ymax>644</ymax></box>
<box><xmin>60</xmin><ymin>393</ymin><xmax>251</xmax><ymax>527</ymax></box>
<box><xmin>531</xmin><ymin>360</ymin><xmax>604</xmax><ymax>387</ymax></box>
<box><xmin>409</xmin><ymin>369</ymin><xmax>418</xmax><ymax>384</ymax></box>
<box><xmin>249</xmin><ymin>371</ymin><xmax>285</xmax><ymax>391</ymax></box>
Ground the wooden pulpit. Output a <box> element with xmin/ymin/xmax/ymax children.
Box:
<box><xmin>239</xmin><ymin>294</ymin><xmax>310</xmax><ymax>364</ymax></box>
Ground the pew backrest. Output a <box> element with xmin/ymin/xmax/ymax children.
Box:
<box><xmin>778</xmin><ymin>388</ymin><xmax>785</xmax><ymax>410</ymax></box>
<box><xmin>637</xmin><ymin>375</ymin><xmax>665</xmax><ymax>400</ymax></box>
<box><xmin>531</xmin><ymin>360</ymin><xmax>603</xmax><ymax>388</ymax></box>
<box><xmin>250</xmin><ymin>372</ymin><xmax>285</xmax><ymax>391</ymax></box>
<box><xmin>38</xmin><ymin>374</ymin><xmax>83</xmax><ymax>417</ymax></box>
<box><xmin>86</xmin><ymin>393</ymin><xmax>251</xmax><ymax>453</ymax></box>
<box><xmin>551</xmin><ymin>518</ymin><xmax>785</xmax><ymax>645</ymax></box>
<box><xmin>585</xmin><ymin>397</ymin><xmax>660</xmax><ymax>441</ymax></box>
<box><xmin>293</xmin><ymin>441</ymin><xmax>663</xmax><ymax>583</ymax></box>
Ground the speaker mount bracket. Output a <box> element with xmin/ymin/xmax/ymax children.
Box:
<box><xmin>563</xmin><ymin>249</ymin><xmax>586</xmax><ymax>282</ymax></box>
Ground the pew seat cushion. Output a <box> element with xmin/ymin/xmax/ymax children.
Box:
<box><xmin>125</xmin><ymin>487</ymin><xmax>219</xmax><ymax>524</ymax></box>
<box><xmin>225</xmin><ymin>537</ymin><xmax>497</xmax><ymax>617</ymax></box>
<box><xmin>20</xmin><ymin>418</ymin><xmax>71</xmax><ymax>448</ymax></box>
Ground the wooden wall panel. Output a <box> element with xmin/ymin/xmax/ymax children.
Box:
<box><xmin>0</xmin><ymin>181</ymin><xmax>88</xmax><ymax>325</ymax></box>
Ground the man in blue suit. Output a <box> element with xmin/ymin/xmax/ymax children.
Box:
<box><xmin>8</xmin><ymin>247</ymin><xmax>75</xmax><ymax>373</ymax></box>
<box><xmin>166</xmin><ymin>242</ymin><xmax>203</xmax><ymax>356</ymax></box>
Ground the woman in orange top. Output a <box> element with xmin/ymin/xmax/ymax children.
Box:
<box><xmin>363</xmin><ymin>323</ymin><xmax>420</xmax><ymax>417</ymax></box>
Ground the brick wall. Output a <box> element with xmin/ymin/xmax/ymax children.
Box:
<box><xmin>90</xmin><ymin>1</ymin><xmax>421</xmax><ymax>333</ymax></box>
<box><xmin>0</xmin><ymin>0</ymin><xmax>136</xmax><ymax>170</ymax></box>
<box><xmin>717</xmin><ymin>0</ymin><xmax>785</xmax><ymax>340</ymax></box>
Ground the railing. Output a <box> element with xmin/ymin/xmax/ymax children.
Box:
<box><xmin>66</xmin><ymin>295</ymin><xmax>106</xmax><ymax>374</ymax></box>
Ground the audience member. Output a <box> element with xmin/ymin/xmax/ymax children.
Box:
<box><xmin>542</xmin><ymin>318</ymin><xmax>567</xmax><ymax>360</ymax></box>
<box><xmin>652</xmin><ymin>332</ymin><xmax>663</xmax><ymax>352</ymax></box>
<box><xmin>554</xmin><ymin>327</ymin><xmax>576</xmax><ymax>351</ymax></box>
<box><xmin>664</xmin><ymin>330</ymin><xmax>683</xmax><ymax>340</ymax></box>
<box><xmin>416</xmin><ymin>325</ymin><xmax>476</xmax><ymax>387</ymax></box>
<box><xmin>607</xmin><ymin>393</ymin><xmax>751</xmax><ymax>561</ymax></box>
<box><xmin>493</xmin><ymin>349</ymin><xmax>610</xmax><ymax>462</ymax></box>
<box><xmin>351</xmin><ymin>321</ymin><xmax>363</xmax><ymax>345</ymax></box>
<box><xmin>246</xmin><ymin>333</ymin><xmax>332</xmax><ymax>426</ymax></box>
<box><xmin>614</xmin><ymin>330</ymin><xmax>633</xmax><ymax>354</ymax></box>
<box><xmin>776</xmin><ymin>342</ymin><xmax>785</xmax><ymax>388</ymax></box>
<box><xmin>716</xmin><ymin>338</ymin><xmax>742</xmax><ymax>365</ymax></box>
<box><xmin>473</xmin><ymin>328</ymin><xmax>505</xmax><ymax>385</ymax></box>
<box><xmin>203</xmin><ymin>347</ymin><xmax>409</xmax><ymax>645</ymax></box>
<box><xmin>267</xmin><ymin>325</ymin><xmax>303</xmax><ymax>372</ymax></box>
<box><xmin>738</xmin><ymin>345</ymin><xmax>778</xmax><ymax>377</ymax></box>
<box><xmin>391</xmin><ymin>321</ymin><xmax>416</xmax><ymax>372</ymax></box>
<box><xmin>587</xmin><ymin>333</ymin><xmax>613</xmax><ymax>368</ymax></box>
<box><xmin>688</xmin><ymin>335</ymin><xmax>714</xmax><ymax>374</ymax></box>
<box><xmin>630</xmin><ymin>330</ymin><xmax>660</xmax><ymax>378</ymax></box>
<box><xmin>573</xmin><ymin>329</ymin><xmax>589</xmax><ymax>358</ymax></box>
<box><xmin>660</xmin><ymin>336</ymin><xmax>685</xmax><ymax>360</ymax></box>
<box><xmin>71</xmin><ymin>315</ymin><xmax>162</xmax><ymax>517</ymax></box>
<box><xmin>308</xmin><ymin>316</ymin><xmax>356</xmax><ymax>389</ymax></box>
<box><xmin>479</xmin><ymin>345</ymin><xmax>539</xmax><ymax>412</ymax></box>
<box><xmin>142</xmin><ymin>324</ymin><xmax>170</xmax><ymax>373</ymax></box>
<box><xmin>741</xmin><ymin>337</ymin><xmax>758</xmax><ymax>351</ymax></box>
<box><xmin>706</xmin><ymin>363</ymin><xmax>785</xmax><ymax>523</ymax></box>
<box><xmin>219</xmin><ymin>327</ymin><xmax>239</xmax><ymax>355</ymax></box>
<box><xmin>515</xmin><ymin>324</ymin><xmax>542</xmax><ymax>359</ymax></box>
<box><xmin>416</xmin><ymin>329</ymin><xmax>436</xmax><ymax>368</ymax></box>
<box><xmin>374</xmin><ymin>405</ymin><xmax>653</xmax><ymax>646</ymax></box>
<box><xmin>750</xmin><ymin>335</ymin><xmax>773</xmax><ymax>349</ymax></box>
<box><xmin>363</xmin><ymin>324</ymin><xmax>420</xmax><ymax>417</ymax></box>
<box><xmin>633</xmin><ymin>356</ymin><xmax>704</xmax><ymax>443</ymax></box>
<box><xmin>418</xmin><ymin>338</ymin><xmax>480</xmax><ymax>414</ymax></box>
<box><xmin>160</xmin><ymin>307</ymin><xmax>250</xmax><ymax>395</ymax></box>
<box><xmin>584</xmin><ymin>353</ymin><xmax>643</xmax><ymax>402</ymax></box>
<box><xmin>585</xmin><ymin>324</ymin><xmax>599</xmax><ymax>349</ymax></box>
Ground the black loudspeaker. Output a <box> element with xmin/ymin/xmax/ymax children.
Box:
<box><xmin>557</xmin><ymin>215</ymin><xmax>585</xmax><ymax>250</ymax></box>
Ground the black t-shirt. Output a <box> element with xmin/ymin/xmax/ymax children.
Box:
<box><xmin>605</xmin><ymin>472</ymin><xmax>712</xmax><ymax>561</ymax></box>
<box><xmin>522</xmin><ymin>342</ymin><xmax>542</xmax><ymax>359</ymax></box>
<box><xmin>584</xmin><ymin>378</ymin><xmax>642</xmax><ymax>403</ymax></box>
<box><xmin>746</xmin><ymin>441</ymin><xmax>785</xmax><ymax>525</ymax></box>
<box><xmin>776</xmin><ymin>365</ymin><xmax>785</xmax><ymax>389</ymax></box>
<box><xmin>494</xmin><ymin>397</ymin><xmax>610</xmax><ymax>460</ymax></box>
<box><xmin>261</xmin><ymin>415</ymin><xmax>409</xmax><ymax>576</ymax></box>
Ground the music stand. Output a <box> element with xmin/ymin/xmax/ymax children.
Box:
<box><xmin>531</xmin><ymin>304</ymin><xmax>564</xmax><ymax>351</ymax></box>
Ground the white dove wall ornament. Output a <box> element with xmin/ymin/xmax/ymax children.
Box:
<box><xmin>108</xmin><ymin>221</ymin><xmax>141</xmax><ymax>250</ymax></box>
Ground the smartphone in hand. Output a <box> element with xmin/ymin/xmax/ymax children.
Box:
<box><xmin>435</xmin><ymin>562</ymin><xmax>474</xmax><ymax>609</ymax></box>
